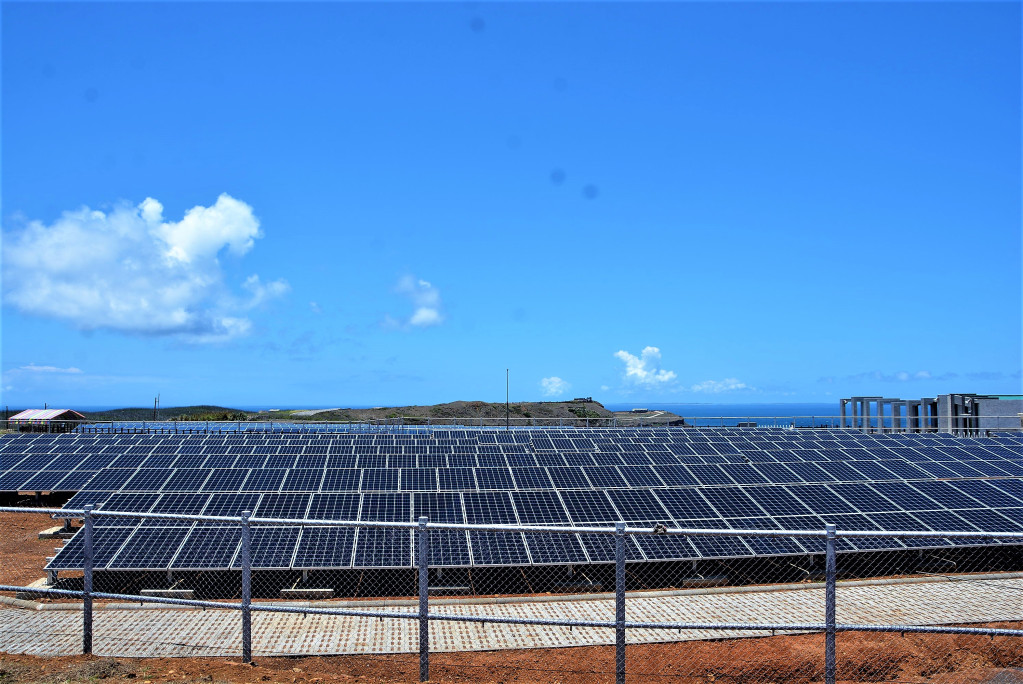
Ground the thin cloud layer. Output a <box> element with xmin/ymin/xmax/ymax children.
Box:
<box><xmin>818</xmin><ymin>370</ymin><xmax>954</xmax><ymax>384</ymax></box>
<box><xmin>614</xmin><ymin>346</ymin><xmax>677</xmax><ymax>386</ymax></box>
<box><xmin>691</xmin><ymin>378</ymin><xmax>749</xmax><ymax>393</ymax></box>
<box><xmin>540</xmin><ymin>376</ymin><xmax>570</xmax><ymax>397</ymax></box>
<box><xmin>18</xmin><ymin>364</ymin><xmax>83</xmax><ymax>374</ymax></box>
<box><xmin>2</xmin><ymin>194</ymin><xmax>287</xmax><ymax>342</ymax></box>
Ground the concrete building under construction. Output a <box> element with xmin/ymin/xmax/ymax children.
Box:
<box><xmin>840</xmin><ymin>394</ymin><xmax>1023</xmax><ymax>434</ymax></box>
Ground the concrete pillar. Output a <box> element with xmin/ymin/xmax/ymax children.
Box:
<box><xmin>862</xmin><ymin>399</ymin><xmax>871</xmax><ymax>433</ymax></box>
<box><xmin>907</xmin><ymin>401</ymin><xmax>920</xmax><ymax>433</ymax></box>
<box><xmin>892</xmin><ymin>402</ymin><xmax>904</xmax><ymax>433</ymax></box>
<box><xmin>851</xmin><ymin>398</ymin><xmax>859</xmax><ymax>430</ymax></box>
<box><xmin>840</xmin><ymin>400</ymin><xmax>847</xmax><ymax>429</ymax></box>
<box><xmin>923</xmin><ymin>399</ymin><xmax>938</xmax><ymax>432</ymax></box>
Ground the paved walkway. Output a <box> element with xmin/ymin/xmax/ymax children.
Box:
<box><xmin>0</xmin><ymin>577</ymin><xmax>1020</xmax><ymax>657</ymax></box>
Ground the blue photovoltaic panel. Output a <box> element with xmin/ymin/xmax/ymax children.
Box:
<box><xmin>474</xmin><ymin>467</ymin><xmax>514</xmax><ymax>490</ymax></box>
<box><xmin>413</xmin><ymin>492</ymin><xmax>465</xmax><ymax>524</ymax></box>
<box><xmin>108</xmin><ymin>526</ymin><xmax>191</xmax><ymax>569</ymax></box>
<box><xmin>237</xmin><ymin>526</ymin><xmax>301</xmax><ymax>569</ymax></box>
<box><xmin>511</xmin><ymin>491</ymin><xmax>570</xmax><ymax>525</ymax></box>
<box><xmin>415</xmin><ymin>529</ymin><xmax>472</xmax><ymax>566</ymax></box>
<box><xmin>241</xmin><ymin>469</ymin><xmax>287</xmax><ymax>492</ymax></box>
<box><xmin>469</xmin><ymin>531</ymin><xmax>530</xmax><ymax>565</ymax></box>
<box><xmin>463</xmin><ymin>491</ymin><xmax>518</xmax><ymax>525</ymax></box>
<box><xmin>307</xmin><ymin>493</ymin><xmax>360</xmax><ymax>520</ymax></box>
<box><xmin>354</xmin><ymin>528</ymin><xmax>411</xmax><ymax>567</ymax></box>
<box><xmin>560</xmin><ymin>490</ymin><xmax>620</xmax><ymax>524</ymax></box>
<box><xmin>255</xmin><ymin>493</ymin><xmax>311</xmax><ymax>519</ymax></box>
<box><xmin>579</xmin><ymin>532</ymin><xmax>645</xmax><ymax>563</ymax></box>
<box><xmin>523</xmin><ymin>532</ymin><xmax>588</xmax><ymax>564</ymax></box>
<box><xmin>700</xmin><ymin>487</ymin><xmax>768</xmax><ymax>518</ymax></box>
<box><xmin>320</xmin><ymin>469</ymin><xmax>360</xmax><ymax>492</ymax></box>
<box><xmin>361</xmin><ymin>468</ymin><xmax>399</xmax><ymax>491</ymax></box>
<box><xmin>201</xmin><ymin>469</ymin><xmax>250</xmax><ymax>492</ymax></box>
<box><xmin>293</xmin><ymin>527</ymin><xmax>356</xmax><ymax>568</ymax></box>
<box><xmin>438</xmin><ymin>467</ymin><xmax>476</xmax><ymax>491</ymax></box>
<box><xmin>151</xmin><ymin>492</ymin><xmax>211</xmax><ymax>516</ymax></box>
<box><xmin>786</xmin><ymin>484</ymin><xmax>857</xmax><ymax>515</ymax></box>
<box><xmin>634</xmin><ymin>533</ymin><xmax>700</xmax><ymax>561</ymax></box>
<box><xmin>0</xmin><ymin>426</ymin><xmax>1016</xmax><ymax>572</ymax></box>
<box><xmin>584</xmin><ymin>466</ymin><xmax>628</xmax><ymax>489</ymax></box>
<box><xmin>172</xmin><ymin>525</ymin><xmax>240</xmax><ymax>569</ymax></box>
<box><xmin>204</xmin><ymin>493</ymin><xmax>262</xmax><ymax>518</ymax></box>
<box><xmin>400</xmin><ymin>468</ymin><xmax>438</xmax><ymax>492</ymax></box>
<box><xmin>46</xmin><ymin>526</ymin><xmax>135</xmax><ymax>571</ymax></box>
<box><xmin>743</xmin><ymin>486</ymin><xmax>813</xmax><ymax>518</ymax></box>
<box><xmin>607</xmin><ymin>490</ymin><xmax>672</xmax><ymax>522</ymax></box>
<box><xmin>360</xmin><ymin>492</ymin><xmax>411</xmax><ymax>522</ymax></box>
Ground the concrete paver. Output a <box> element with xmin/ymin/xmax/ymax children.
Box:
<box><xmin>0</xmin><ymin>577</ymin><xmax>1019</xmax><ymax>657</ymax></box>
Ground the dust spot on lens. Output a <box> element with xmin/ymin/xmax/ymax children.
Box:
<box><xmin>583</xmin><ymin>184</ymin><xmax>599</xmax><ymax>199</ymax></box>
<box><xmin>506</xmin><ymin>135</ymin><xmax>521</xmax><ymax>150</ymax></box>
<box><xmin>554</xmin><ymin>77</ymin><xmax>568</xmax><ymax>92</ymax></box>
<box><xmin>470</xmin><ymin>17</ymin><xmax>485</xmax><ymax>33</ymax></box>
<box><xmin>84</xmin><ymin>87</ymin><xmax>99</xmax><ymax>103</ymax></box>
<box><xmin>550</xmin><ymin>169</ymin><xmax>566</xmax><ymax>185</ymax></box>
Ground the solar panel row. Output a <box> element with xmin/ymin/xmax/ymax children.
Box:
<box><xmin>0</xmin><ymin>428</ymin><xmax>1015</xmax><ymax>572</ymax></box>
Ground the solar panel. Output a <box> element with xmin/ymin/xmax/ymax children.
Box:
<box><xmin>511</xmin><ymin>491</ymin><xmax>570</xmax><ymax>525</ymax></box>
<box><xmin>1</xmin><ymin>426</ymin><xmax>1017</xmax><ymax>573</ymax></box>
<box><xmin>172</xmin><ymin>525</ymin><xmax>241</xmax><ymax>568</ymax></box>
<box><xmin>293</xmin><ymin>527</ymin><xmax>355</xmax><ymax>568</ymax></box>
<box><xmin>109</xmin><ymin>526</ymin><xmax>191</xmax><ymax>569</ymax></box>
<box><xmin>354</xmin><ymin>528</ymin><xmax>411</xmax><ymax>567</ymax></box>
<box><xmin>241</xmin><ymin>526</ymin><xmax>301</xmax><ymax>569</ymax></box>
<box><xmin>523</xmin><ymin>532</ymin><xmax>588</xmax><ymax>564</ymax></box>
<box><xmin>463</xmin><ymin>491</ymin><xmax>518</xmax><ymax>524</ymax></box>
<box><xmin>469</xmin><ymin>530</ymin><xmax>530</xmax><ymax>565</ymax></box>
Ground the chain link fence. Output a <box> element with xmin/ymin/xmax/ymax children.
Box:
<box><xmin>0</xmin><ymin>505</ymin><xmax>1020</xmax><ymax>682</ymax></box>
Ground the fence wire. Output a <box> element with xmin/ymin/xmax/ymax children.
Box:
<box><xmin>0</xmin><ymin>505</ymin><xmax>1019</xmax><ymax>683</ymax></box>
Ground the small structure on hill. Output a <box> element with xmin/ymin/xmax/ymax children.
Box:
<box><xmin>8</xmin><ymin>409</ymin><xmax>86</xmax><ymax>433</ymax></box>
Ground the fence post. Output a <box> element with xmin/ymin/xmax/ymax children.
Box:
<box><xmin>615</xmin><ymin>522</ymin><xmax>626</xmax><ymax>684</ymax></box>
<box><xmin>82</xmin><ymin>504</ymin><xmax>94</xmax><ymax>655</ymax></box>
<box><xmin>241</xmin><ymin>510</ymin><xmax>252</xmax><ymax>663</ymax></box>
<box><xmin>825</xmin><ymin>523</ymin><xmax>837</xmax><ymax>684</ymax></box>
<box><xmin>418</xmin><ymin>516</ymin><xmax>430</xmax><ymax>682</ymax></box>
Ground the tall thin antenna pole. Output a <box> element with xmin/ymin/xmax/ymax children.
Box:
<box><xmin>506</xmin><ymin>369</ymin><xmax>510</xmax><ymax>431</ymax></box>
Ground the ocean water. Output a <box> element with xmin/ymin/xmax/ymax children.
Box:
<box><xmin>604</xmin><ymin>403</ymin><xmax>838</xmax><ymax>417</ymax></box>
<box><xmin>604</xmin><ymin>403</ymin><xmax>842</xmax><ymax>427</ymax></box>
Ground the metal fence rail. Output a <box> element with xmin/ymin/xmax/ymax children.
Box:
<box><xmin>0</xmin><ymin>506</ymin><xmax>1020</xmax><ymax>683</ymax></box>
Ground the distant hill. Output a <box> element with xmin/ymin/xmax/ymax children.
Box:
<box><xmin>285</xmin><ymin>399</ymin><xmax>613</xmax><ymax>424</ymax></box>
<box><xmin>80</xmin><ymin>400</ymin><xmax>686</xmax><ymax>427</ymax></box>
<box><xmin>82</xmin><ymin>406</ymin><xmax>252</xmax><ymax>421</ymax></box>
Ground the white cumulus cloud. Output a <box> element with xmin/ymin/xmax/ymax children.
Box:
<box><xmin>614</xmin><ymin>346</ymin><xmax>677</xmax><ymax>386</ymax></box>
<box><xmin>690</xmin><ymin>378</ymin><xmax>749</xmax><ymax>393</ymax></box>
<box><xmin>2</xmin><ymin>194</ymin><xmax>287</xmax><ymax>342</ymax></box>
<box><xmin>540</xmin><ymin>376</ymin><xmax>570</xmax><ymax>397</ymax></box>
<box><xmin>394</xmin><ymin>276</ymin><xmax>444</xmax><ymax>328</ymax></box>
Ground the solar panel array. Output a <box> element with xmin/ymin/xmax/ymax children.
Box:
<box><xmin>0</xmin><ymin>428</ymin><xmax>1018</xmax><ymax>572</ymax></box>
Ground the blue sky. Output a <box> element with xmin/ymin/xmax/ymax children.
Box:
<box><xmin>2</xmin><ymin>2</ymin><xmax>1020</xmax><ymax>409</ymax></box>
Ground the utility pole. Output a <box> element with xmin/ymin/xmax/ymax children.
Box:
<box><xmin>505</xmin><ymin>369</ymin><xmax>510</xmax><ymax>431</ymax></box>
<box><xmin>154</xmin><ymin>394</ymin><xmax>160</xmax><ymax>421</ymax></box>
